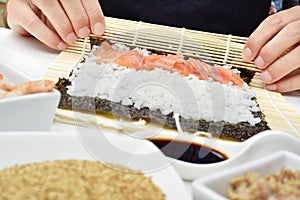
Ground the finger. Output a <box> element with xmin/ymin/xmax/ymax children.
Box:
<box><xmin>59</xmin><ymin>0</ymin><xmax>90</xmax><ymax>38</ymax></box>
<box><xmin>81</xmin><ymin>0</ymin><xmax>106</xmax><ymax>35</ymax></box>
<box><xmin>15</xmin><ymin>6</ymin><xmax>66</xmax><ymax>50</ymax></box>
<box><xmin>7</xmin><ymin>1</ymin><xmax>61</xmax><ymax>48</ymax></box>
<box><xmin>260</xmin><ymin>45</ymin><xmax>300</xmax><ymax>84</ymax></box>
<box><xmin>8</xmin><ymin>23</ymin><xmax>31</xmax><ymax>36</ymax></box>
<box><xmin>6</xmin><ymin>0</ymin><xmax>31</xmax><ymax>35</ymax></box>
<box><xmin>254</xmin><ymin>20</ymin><xmax>300</xmax><ymax>69</ymax></box>
<box><xmin>41</xmin><ymin>13</ymin><xmax>56</xmax><ymax>33</ymax></box>
<box><xmin>32</xmin><ymin>0</ymin><xmax>76</xmax><ymax>44</ymax></box>
<box><xmin>243</xmin><ymin>6</ymin><xmax>300</xmax><ymax>62</ymax></box>
<box><xmin>265</xmin><ymin>72</ymin><xmax>300</xmax><ymax>93</ymax></box>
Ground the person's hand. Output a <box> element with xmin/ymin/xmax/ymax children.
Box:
<box><xmin>6</xmin><ymin>0</ymin><xmax>105</xmax><ymax>50</ymax></box>
<box><xmin>243</xmin><ymin>6</ymin><xmax>300</xmax><ymax>93</ymax></box>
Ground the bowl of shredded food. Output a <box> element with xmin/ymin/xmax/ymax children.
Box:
<box><xmin>192</xmin><ymin>150</ymin><xmax>300</xmax><ymax>200</ymax></box>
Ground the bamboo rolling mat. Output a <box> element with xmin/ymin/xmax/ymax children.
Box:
<box><xmin>44</xmin><ymin>17</ymin><xmax>300</xmax><ymax>139</ymax></box>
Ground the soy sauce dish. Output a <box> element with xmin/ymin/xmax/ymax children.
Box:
<box><xmin>148</xmin><ymin>138</ymin><xmax>228</xmax><ymax>164</ymax></box>
<box><xmin>147</xmin><ymin>130</ymin><xmax>300</xmax><ymax>181</ymax></box>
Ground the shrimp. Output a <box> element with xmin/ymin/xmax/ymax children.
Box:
<box><xmin>0</xmin><ymin>74</ymin><xmax>17</xmax><ymax>91</ymax></box>
<box><xmin>2</xmin><ymin>80</ymin><xmax>55</xmax><ymax>98</ymax></box>
<box><xmin>0</xmin><ymin>88</ymin><xmax>9</xmax><ymax>98</ymax></box>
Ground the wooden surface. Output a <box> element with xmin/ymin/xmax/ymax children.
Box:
<box><xmin>44</xmin><ymin>17</ymin><xmax>300</xmax><ymax>139</ymax></box>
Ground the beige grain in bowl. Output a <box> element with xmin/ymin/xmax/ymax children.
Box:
<box><xmin>0</xmin><ymin>160</ymin><xmax>165</xmax><ymax>200</ymax></box>
<box><xmin>192</xmin><ymin>150</ymin><xmax>300</xmax><ymax>200</ymax></box>
<box><xmin>228</xmin><ymin>168</ymin><xmax>300</xmax><ymax>200</ymax></box>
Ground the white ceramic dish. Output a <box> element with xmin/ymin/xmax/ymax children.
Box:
<box><xmin>150</xmin><ymin>130</ymin><xmax>300</xmax><ymax>181</ymax></box>
<box><xmin>0</xmin><ymin>61</ymin><xmax>60</xmax><ymax>131</ymax></box>
<box><xmin>192</xmin><ymin>150</ymin><xmax>300</xmax><ymax>200</ymax></box>
<box><xmin>0</xmin><ymin>131</ymin><xmax>189</xmax><ymax>200</ymax></box>
<box><xmin>54</xmin><ymin>109</ymin><xmax>300</xmax><ymax>181</ymax></box>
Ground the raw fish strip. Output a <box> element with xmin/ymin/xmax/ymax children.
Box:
<box><xmin>187</xmin><ymin>58</ymin><xmax>211</xmax><ymax>80</ymax></box>
<box><xmin>94</xmin><ymin>41</ymin><xmax>125</xmax><ymax>64</ymax></box>
<box><xmin>114</xmin><ymin>50</ymin><xmax>144</xmax><ymax>68</ymax></box>
<box><xmin>93</xmin><ymin>42</ymin><xmax>244</xmax><ymax>86</ymax></box>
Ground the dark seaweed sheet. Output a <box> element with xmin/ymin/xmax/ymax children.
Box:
<box><xmin>56</xmin><ymin>78</ymin><xmax>269</xmax><ymax>142</ymax></box>
<box><xmin>56</xmin><ymin>39</ymin><xmax>269</xmax><ymax>141</ymax></box>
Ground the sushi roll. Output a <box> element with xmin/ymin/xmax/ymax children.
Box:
<box><xmin>56</xmin><ymin>40</ymin><xmax>269</xmax><ymax>141</ymax></box>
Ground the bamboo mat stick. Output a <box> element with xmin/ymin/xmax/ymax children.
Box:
<box><xmin>101</xmin><ymin>18</ymin><xmax>258</xmax><ymax>72</ymax></box>
<box><xmin>44</xmin><ymin>17</ymin><xmax>300</xmax><ymax>138</ymax></box>
<box><xmin>252</xmin><ymin>87</ymin><xmax>300</xmax><ymax>138</ymax></box>
<box><xmin>43</xmin><ymin>38</ymin><xmax>90</xmax><ymax>82</ymax></box>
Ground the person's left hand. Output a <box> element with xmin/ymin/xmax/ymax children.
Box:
<box><xmin>243</xmin><ymin>6</ymin><xmax>300</xmax><ymax>93</ymax></box>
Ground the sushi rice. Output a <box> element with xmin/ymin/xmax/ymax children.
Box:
<box><xmin>67</xmin><ymin>43</ymin><xmax>261</xmax><ymax>126</ymax></box>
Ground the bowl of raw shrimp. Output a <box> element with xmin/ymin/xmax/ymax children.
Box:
<box><xmin>0</xmin><ymin>63</ymin><xmax>60</xmax><ymax>131</ymax></box>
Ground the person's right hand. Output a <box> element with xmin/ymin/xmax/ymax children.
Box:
<box><xmin>6</xmin><ymin>0</ymin><xmax>106</xmax><ymax>50</ymax></box>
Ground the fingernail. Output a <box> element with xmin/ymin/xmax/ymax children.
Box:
<box><xmin>243</xmin><ymin>48</ymin><xmax>252</xmax><ymax>61</ymax></box>
<box><xmin>255</xmin><ymin>56</ymin><xmax>265</xmax><ymax>69</ymax></box>
<box><xmin>93</xmin><ymin>23</ymin><xmax>105</xmax><ymax>35</ymax></box>
<box><xmin>78</xmin><ymin>26</ymin><xmax>90</xmax><ymax>38</ymax></box>
<box><xmin>260</xmin><ymin>70</ymin><xmax>272</xmax><ymax>83</ymax></box>
<box><xmin>57</xmin><ymin>42</ymin><xmax>67</xmax><ymax>50</ymax></box>
<box><xmin>265</xmin><ymin>84</ymin><xmax>276</xmax><ymax>91</ymax></box>
<box><xmin>66</xmin><ymin>32</ymin><xmax>77</xmax><ymax>44</ymax></box>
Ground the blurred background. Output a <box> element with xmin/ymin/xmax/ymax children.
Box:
<box><xmin>0</xmin><ymin>0</ymin><xmax>6</xmax><ymax>28</ymax></box>
<box><xmin>0</xmin><ymin>0</ymin><xmax>282</xmax><ymax>30</ymax></box>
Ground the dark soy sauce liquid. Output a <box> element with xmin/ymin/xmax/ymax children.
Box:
<box><xmin>149</xmin><ymin>138</ymin><xmax>228</xmax><ymax>164</ymax></box>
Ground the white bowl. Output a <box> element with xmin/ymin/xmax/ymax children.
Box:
<box><xmin>0</xmin><ymin>131</ymin><xmax>190</xmax><ymax>200</ymax></box>
<box><xmin>0</xmin><ymin>61</ymin><xmax>60</xmax><ymax>131</ymax></box>
<box><xmin>192</xmin><ymin>150</ymin><xmax>300</xmax><ymax>200</ymax></box>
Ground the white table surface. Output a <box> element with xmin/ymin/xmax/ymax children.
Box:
<box><xmin>0</xmin><ymin>27</ymin><xmax>299</xmax><ymax>199</ymax></box>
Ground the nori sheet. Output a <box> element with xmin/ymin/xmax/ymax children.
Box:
<box><xmin>56</xmin><ymin>78</ymin><xmax>269</xmax><ymax>142</ymax></box>
<box><xmin>56</xmin><ymin>38</ymin><xmax>269</xmax><ymax>141</ymax></box>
